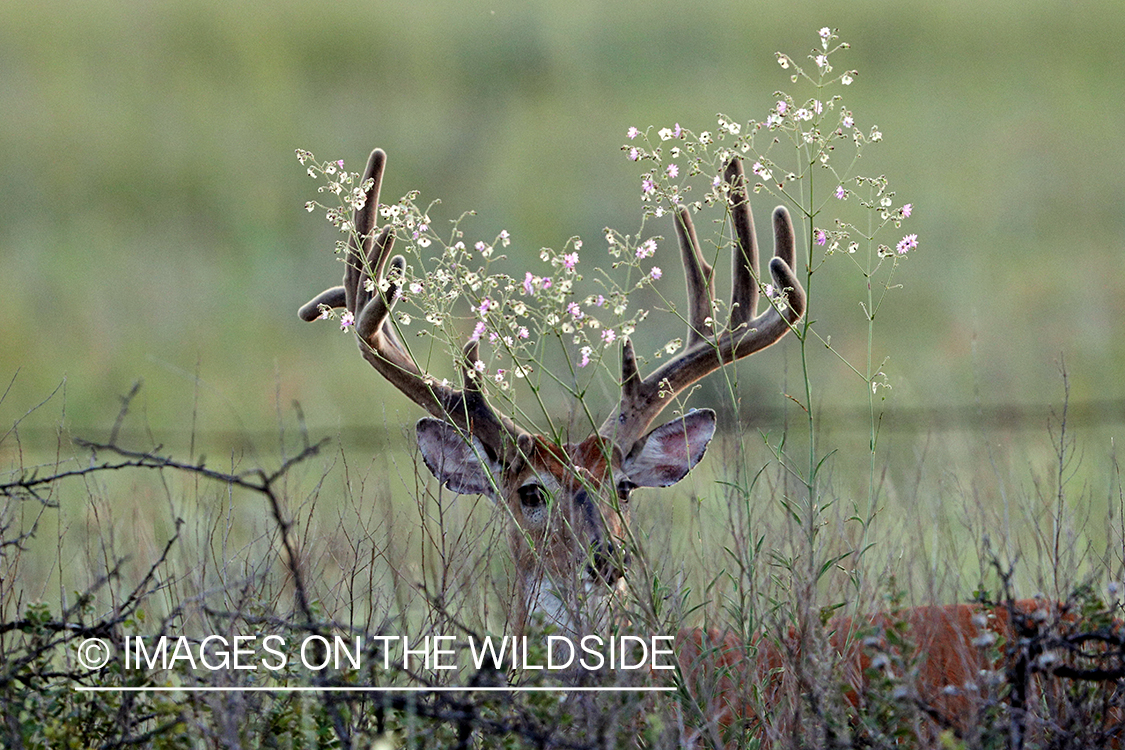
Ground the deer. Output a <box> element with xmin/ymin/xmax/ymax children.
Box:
<box><xmin>299</xmin><ymin>148</ymin><xmax>1124</xmax><ymax>746</ymax></box>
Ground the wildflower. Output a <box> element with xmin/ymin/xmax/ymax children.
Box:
<box><xmin>523</xmin><ymin>272</ymin><xmax>534</xmax><ymax>295</ymax></box>
<box><xmin>673</xmin><ymin>123</ymin><xmax>682</xmax><ymax>138</ymax></box>
<box><xmin>517</xmin><ymin>326</ymin><xmax>529</xmax><ymax>339</ymax></box>
<box><xmin>636</xmin><ymin>239</ymin><xmax>657</xmax><ymax>259</ymax></box>
<box><xmin>835</xmin><ymin>185</ymin><xmax>846</xmax><ymax>200</ymax></box>
<box><xmin>340</xmin><ymin>311</ymin><xmax>355</xmax><ymax>331</ymax></box>
<box><xmin>795</xmin><ymin>108</ymin><xmax>811</xmax><ymax>122</ymax></box>
<box><xmin>305</xmin><ymin>201</ymin><xmax>316</xmax><ymax>212</ymax></box>
<box><xmin>901</xmin><ymin>203</ymin><xmax>913</xmax><ymax>218</ymax></box>
<box><xmin>542</xmin><ymin>277</ymin><xmax>552</xmax><ymax>290</ymax></box>
<box><xmin>658</xmin><ymin>128</ymin><xmax>673</xmax><ymax>141</ymax></box>
<box><xmin>812</xmin><ymin>100</ymin><xmax>823</xmax><ymax>115</ymax></box>
<box><xmin>667</xmin><ymin>164</ymin><xmax>679</xmax><ymax>179</ymax></box>
<box><xmin>628</xmin><ymin>147</ymin><xmax>640</xmax><ymax>161</ymax></box>
<box><xmin>642</xmin><ymin>178</ymin><xmax>656</xmax><ymax>195</ymax></box>
<box><xmin>578</xmin><ymin>346</ymin><xmax>592</xmax><ymax>368</ymax></box>
<box><xmin>499</xmin><ymin>230</ymin><xmax>511</xmax><ymax>246</ymax></box>
<box><xmin>627</xmin><ymin>126</ymin><xmax>639</xmax><ymax>139</ymax></box>
<box><xmin>474</xmin><ymin>360</ymin><xmax>486</xmax><ymax>373</ymax></box>
<box><xmin>479</xmin><ymin>298</ymin><xmax>494</xmax><ymax>314</ymax></box>
<box><xmin>563</xmin><ymin>252</ymin><xmax>579</xmax><ymax>270</ymax></box>
<box><xmin>470</xmin><ymin>321</ymin><xmax>487</xmax><ymax>341</ymax></box>
<box><xmin>841</xmin><ymin>73</ymin><xmax>854</xmax><ymax>85</ymax></box>
<box><xmin>815</xmin><ymin>229</ymin><xmax>827</xmax><ymax>246</ymax></box>
<box><xmin>777</xmin><ymin>101</ymin><xmax>788</xmax><ymax>115</ymax></box>
<box><xmin>815</xmin><ymin>54</ymin><xmax>829</xmax><ymax>70</ymax></box>
<box><xmin>650</xmin><ymin>267</ymin><xmax>662</xmax><ymax>280</ymax></box>
<box><xmin>602</xmin><ymin>329</ymin><xmax>617</xmax><ymax>345</ymax></box>
<box><xmin>819</xmin><ymin>27</ymin><xmax>832</xmax><ymax>39</ymax></box>
<box><xmin>896</xmin><ymin>234</ymin><xmax>918</xmax><ymax>255</ymax></box>
<box><xmin>567</xmin><ymin>301</ymin><xmax>584</xmax><ymax>320</ymax></box>
<box><xmin>494</xmin><ymin>369</ymin><xmax>506</xmax><ymax>383</ymax></box>
<box><xmin>777</xmin><ymin>53</ymin><xmax>790</xmax><ymax>69</ymax></box>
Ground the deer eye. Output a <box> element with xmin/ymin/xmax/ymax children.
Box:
<box><xmin>518</xmin><ymin>484</ymin><xmax>547</xmax><ymax>509</ymax></box>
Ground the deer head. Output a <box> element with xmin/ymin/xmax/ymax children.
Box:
<box><xmin>299</xmin><ymin>148</ymin><xmax>805</xmax><ymax>637</ymax></box>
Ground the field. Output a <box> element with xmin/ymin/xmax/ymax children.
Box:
<box><xmin>3</xmin><ymin>0</ymin><xmax>1125</xmax><ymax>747</ymax></box>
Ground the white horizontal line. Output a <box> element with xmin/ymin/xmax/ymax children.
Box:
<box><xmin>75</xmin><ymin>686</ymin><xmax>674</xmax><ymax>693</ymax></box>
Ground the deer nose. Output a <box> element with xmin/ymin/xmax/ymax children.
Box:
<box><xmin>590</xmin><ymin>540</ymin><xmax>629</xmax><ymax>585</ymax></box>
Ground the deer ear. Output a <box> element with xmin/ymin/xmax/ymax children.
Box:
<box><xmin>621</xmin><ymin>409</ymin><xmax>716</xmax><ymax>488</ymax></box>
<box><xmin>416</xmin><ymin>418</ymin><xmax>502</xmax><ymax>499</ymax></box>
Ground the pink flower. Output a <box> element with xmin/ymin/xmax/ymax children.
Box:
<box><xmin>470</xmin><ymin>321</ymin><xmax>487</xmax><ymax>341</ymax></box>
<box><xmin>567</xmin><ymin>301</ymin><xmax>584</xmax><ymax>320</ymax></box>
<box><xmin>479</xmin><ymin>298</ymin><xmax>493</xmax><ymax>314</ymax></box>
<box><xmin>339</xmin><ymin>311</ymin><xmax>355</xmax><ymax>330</ymax></box>
<box><xmin>627</xmin><ymin>126</ymin><xmax>639</xmax><ymax>139</ymax></box>
<box><xmin>628</xmin><ymin>147</ymin><xmax>639</xmax><ymax>161</ymax></box>
<box><xmin>835</xmin><ymin>185</ymin><xmax>846</xmax><ymax>200</ymax></box>
<box><xmin>563</xmin><ymin>252</ymin><xmax>579</xmax><ymax>270</ymax></box>
<box><xmin>523</xmin><ymin>272</ymin><xmax>534</xmax><ymax>295</ymax></box>
<box><xmin>896</xmin><ymin>234</ymin><xmax>918</xmax><ymax>255</ymax></box>
<box><xmin>578</xmin><ymin>346</ymin><xmax>592</xmax><ymax>368</ymax></box>
<box><xmin>642</xmin><ymin>178</ymin><xmax>655</xmax><ymax>195</ymax></box>
<box><xmin>815</xmin><ymin>229</ymin><xmax>827</xmax><ymax>246</ymax></box>
<box><xmin>901</xmin><ymin>203</ymin><xmax>913</xmax><ymax>218</ymax></box>
<box><xmin>650</xmin><ymin>267</ymin><xmax>662</xmax><ymax>280</ymax></box>
<box><xmin>667</xmin><ymin>164</ymin><xmax>679</xmax><ymax>179</ymax></box>
<box><xmin>636</xmin><ymin>239</ymin><xmax>657</xmax><ymax>259</ymax></box>
<box><xmin>518</xmin><ymin>326</ymin><xmax>529</xmax><ymax>339</ymax></box>
<box><xmin>602</xmin><ymin>329</ymin><xmax>617</xmax><ymax>345</ymax></box>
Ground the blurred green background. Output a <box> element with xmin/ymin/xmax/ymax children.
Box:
<box><xmin>2</xmin><ymin>0</ymin><xmax>1123</xmax><ymax>449</ymax></box>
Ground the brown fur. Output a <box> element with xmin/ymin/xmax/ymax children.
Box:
<box><xmin>675</xmin><ymin>599</ymin><xmax>1123</xmax><ymax>746</ymax></box>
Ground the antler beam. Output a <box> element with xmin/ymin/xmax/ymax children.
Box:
<box><xmin>298</xmin><ymin>149</ymin><xmax>527</xmax><ymax>462</ymax></box>
<box><xmin>599</xmin><ymin>158</ymin><xmax>806</xmax><ymax>449</ymax></box>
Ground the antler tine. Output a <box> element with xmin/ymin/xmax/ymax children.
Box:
<box><xmin>726</xmin><ymin>158</ymin><xmax>759</xmax><ymax>331</ymax></box>
<box><xmin>297</xmin><ymin>148</ymin><xmax>387</xmax><ymax>322</ymax></box>
<box><xmin>300</xmin><ymin>148</ymin><xmax>527</xmax><ymax>461</ymax></box>
<box><xmin>674</xmin><ymin>208</ymin><xmax>715</xmax><ymax>347</ymax></box>
<box><xmin>599</xmin><ymin>157</ymin><xmax>805</xmax><ymax>449</ymax></box>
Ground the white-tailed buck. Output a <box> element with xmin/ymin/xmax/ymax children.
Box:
<box><xmin>300</xmin><ymin>148</ymin><xmax>1122</xmax><ymax>745</ymax></box>
<box><xmin>299</xmin><ymin>147</ymin><xmax>806</xmax><ymax>640</ymax></box>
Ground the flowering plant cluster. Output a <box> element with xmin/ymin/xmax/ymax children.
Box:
<box><xmin>297</xmin><ymin>154</ymin><xmax>675</xmax><ymax>425</ymax></box>
<box><xmin>298</xmin><ymin>27</ymin><xmax>915</xmax><ymax>425</ymax></box>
